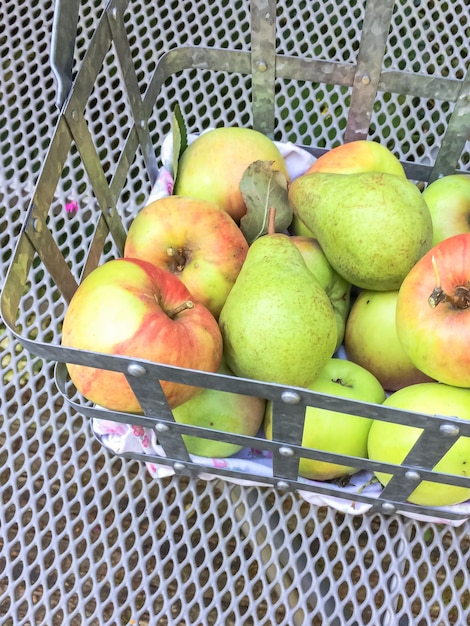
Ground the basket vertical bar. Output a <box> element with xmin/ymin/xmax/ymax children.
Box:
<box><xmin>251</xmin><ymin>0</ymin><xmax>277</xmax><ymax>137</ymax></box>
<box><xmin>429</xmin><ymin>65</ymin><xmax>470</xmax><ymax>181</ymax></box>
<box><xmin>345</xmin><ymin>0</ymin><xmax>396</xmax><ymax>142</ymax></box>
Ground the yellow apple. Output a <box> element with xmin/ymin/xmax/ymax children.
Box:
<box><xmin>173</xmin><ymin>126</ymin><xmax>290</xmax><ymax>222</ymax></box>
<box><xmin>421</xmin><ymin>174</ymin><xmax>470</xmax><ymax>245</ymax></box>
<box><xmin>344</xmin><ymin>289</ymin><xmax>433</xmax><ymax>391</ymax></box>
<box><xmin>305</xmin><ymin>139</ymin><xmax>406</xmax><ymax>177</ymax></box>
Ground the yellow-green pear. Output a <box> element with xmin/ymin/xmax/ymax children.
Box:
<box><xmin>291</xmin><ymin>235</ymin><xmax>351</xmax><ymax>350</ymax></box>
<box><xmin>219</xmin><ymin>232</ymin><xmax>337</xmax><ymax>388</ymax></box>
<box><xmin>288</xmin><ymin>171</ymin><xmax>433</xmax><ymax>291</ymax></box>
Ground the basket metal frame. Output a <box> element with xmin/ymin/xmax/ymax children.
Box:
<box><xmin>2</xmin><ymin>0</ymin><xmax>470</xmax><ymax>521</ymax></box>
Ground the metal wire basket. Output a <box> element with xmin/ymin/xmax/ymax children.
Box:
<box><xmin>2</xmin><ymin>0</ymin><xmax>470</xmax><ymax>523</ymax></box>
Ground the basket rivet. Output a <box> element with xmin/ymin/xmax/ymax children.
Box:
<box><xmin>382</xmin><ymin>502</ymin><xmax>395</xmax><ymax>513</ymax></box>
<box><xmin>110</xmin><ymin>6</ymin><xmax>118</xmax><ymax>20</ymax></box>
<box><xmin>127</xmin><ymin>363</ymin><xmax>147</xmax><ymax>377</ymax></box>
<box><xmin>439</xmin><ymin>424</ymin><xmax>460</xmax><ymax>437</ymax></box>
<box><xmin>361</xmin><ymin>74</ymin><xmax>371</xmax><ymax>85</ymax></box>
<box><xmin>279</xmin><ymin>446</ymin><xmax>294</xmax><ymax>457</ymax></box>
<box><xmin>139</xmin><ymin>119</ymin><xmax>146</xmax><ymax>129</ymax></box>
<box><xmin>173</xmin><ymin>462</ymin><xmax>186</xmax><ymax>472</ymax></box>
<box><xmin>276</xmin><ymin>480</ymin><xmax>290</xmax><ymax>490</ymax></box>
<box><xmin>281</xmin><ymin>391</ymin><xmax>301</xmax><ymax>405</ymax></box>
<box><xmin>71</xmin><ymin>109</ymin><xmax>78</xmax><ymax>121</ymax></box>
<box><xmin>256</xmin><ymin>60</ymin><xmax>268</xmax><ymax>73</ymax></box>
<box><xmin>405</xmin><ymin>470</ymin><xmax>421</xmax><ymax>481</ymax></box>
<box><xmin>32</xmin><ymin>217</ymin><xmax>41</xmax><ymax>232</ymax></box>
<box><xmin>155</xmin><ymin>423</ymin><xmax>169</xmax><ymax>433</ymax></box>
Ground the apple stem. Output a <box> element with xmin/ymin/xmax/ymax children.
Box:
<box><xmin>428</xmin><ymin>254</ymin><xmax>470</xmax><ymax>310</ymax></box>
<box><xmin>166</xmin><ymin>246</ymin><xmax>186</xmax><ymax>270</ymax></box>
<box><xmin>428</xmin><ymin>255</ymin><xmax>448</xmax><ymax>308</ymax></box>
<box><xmin>267</xmin><ymin>207</ymin><xmax>276</xmax><ymax>235</ymax></box>
<box><xmin>167</xmin><ymin>300</ymin><xmax>194</xmax><ymax>318</ymax></box>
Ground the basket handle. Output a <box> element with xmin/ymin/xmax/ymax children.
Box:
<box><xmin>50</xmin><ymin>0</ymin><xmax>81</xmax><ymax>108</ymax></box>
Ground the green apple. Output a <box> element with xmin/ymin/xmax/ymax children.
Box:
<box><xmin>172</xmin><ymin>358</ymin><xmax>266</xmax><ymax>457</ymax></box>
<box><xmin>264</xmin><ymin>358</ymin><xmax>386</xmax><ymax>481</ymax></box>
<box><xmin>367</xmin><ymin>382</ymin><xmax>470</xmax><ymax>506</ymax></box>
<box><xmin>344</xmin><ymin>289</ymin><xmax>433</xmax><ymax>391</ymax></box>
<box><xmin>422</xmin><ymin>174</ymin><xmax>470</xmax><ymax>245</ymax></box>
<box><xmin>291</xmin><ymin>235</ymin><xmax>351</xmax><ymax>349</ymax></box>
<box><xmin>173</xmin><ymin>126</ymin><xmax>290</xmax><ymax>223</ymax></box>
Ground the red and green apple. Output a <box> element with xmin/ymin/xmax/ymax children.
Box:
<box><xmin>396</xmin><ymin>233</ymin><xmax>470</xmax><ymax>387</ymax></box>
<box><xmin>124</xmin><ymin>195</ymin><xmax>249</xmax><ymax>319</ymax></box>
<box><xmin>305</xmin><ymin>139</ymin><xmax>406</xmax><ymax>178</ymax></box>
<box><xmin>61</xmin><ymin>258</ymin><xmax>223</xmax><ymax>413</ymax></box>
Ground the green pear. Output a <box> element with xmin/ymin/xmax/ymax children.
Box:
<box><xmin>172</xmin><ymin>358</ymin><xmax>266</xmax><ymax>458</ymax></box>
<box><xmin>290</xmin><ymin>235</ymin><xmax>351</xmax><ymax>350</ymax></box>
<box><xmin>288</xmin><ymin>171</ymin><xmax>433</xmax><ymax>291</ymax></box>
<box><xmin>219</xmin><ymin>233</ymin><xmax>338</xmax><ymax>387</ymax></box>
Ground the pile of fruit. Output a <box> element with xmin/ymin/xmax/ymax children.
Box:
<box><xmin>61</xmin><ymin>124</ymin><xmax>470</xmax><ymax>508</ymax></box>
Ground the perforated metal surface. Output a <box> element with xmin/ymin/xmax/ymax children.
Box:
<box><xmin>1</xmin><ymin>0</ymin><xmax>469</xmax><ymax>624</ymax></box>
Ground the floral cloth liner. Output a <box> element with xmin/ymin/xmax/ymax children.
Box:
<box><xmin>92</xmin><ymin>135</ymin><xmax>470</xmax><ymax>526</ymax></box>
<box><xmin>92</xmin><ymin>415</ymin><xmax>470</xmax><ymax>527</ymax></box>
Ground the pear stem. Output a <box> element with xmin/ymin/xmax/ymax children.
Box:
<box><xmin>267</xmin><ymin>207</ymin><xmax>276</xmax><ymax>235</ymax></box>
<box><xmin>167</xmin><ymin>300</ymin><xmax>194</xmax><ymax>318</ymax></box>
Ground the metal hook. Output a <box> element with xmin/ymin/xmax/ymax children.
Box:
<box><xmin>50</xmin><ymin>0</ymin><xmax>81</xmax><ymax>108</ymax></box>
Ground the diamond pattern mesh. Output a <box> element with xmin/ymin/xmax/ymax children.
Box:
<box><xmin>1</xmin><ymin>0</ymin><xmax>469</xmax><ymax>624</ymax></box>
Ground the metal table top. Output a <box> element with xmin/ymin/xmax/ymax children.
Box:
<box><xmin>0</xmin><ymin>1</ymin><xmax>469</xmax><ymax>624</ymax></box>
